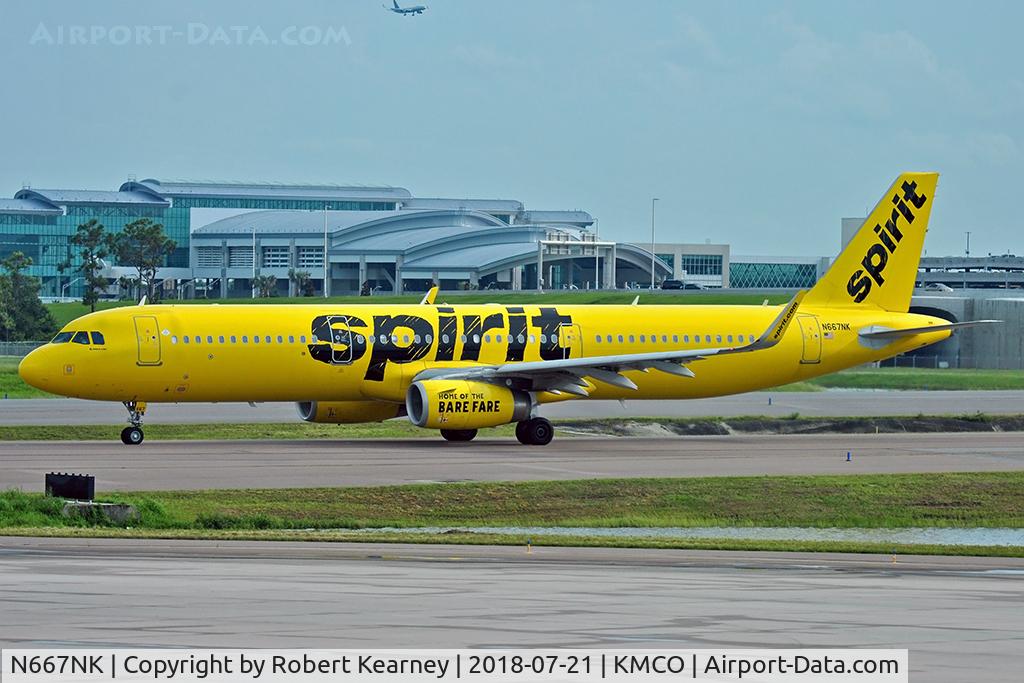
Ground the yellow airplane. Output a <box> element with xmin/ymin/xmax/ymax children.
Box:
<box><xmin>18</xmin><ymin>172</ymin><xmax>996</xmax><ymax>446</ymax></box>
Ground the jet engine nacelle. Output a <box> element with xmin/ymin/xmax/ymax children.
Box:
<box><xmin>296</xmin><ymin>400</ymin><xmax>405</xmax><ymax>424</ymax></box>
<box><xmin>406</xmin><ymin>379</ymin><xmax>531</xmax><ymax>430</ymax></box>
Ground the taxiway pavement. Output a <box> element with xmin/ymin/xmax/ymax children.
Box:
<box><xmin>1</xmin><ymin>537</ymin><xmax>1021</xmax><ymax>682</ymax></box>
<box><xmin>1</xmin><ymin>432</ymin><xmax>1023</xmax><ymax>491</ymax></box>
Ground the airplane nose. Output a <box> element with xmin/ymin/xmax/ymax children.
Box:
<box><xmin>18</xmin><ymin>348</ymin><xmax>51</xmax><ymax>392</ymax></box>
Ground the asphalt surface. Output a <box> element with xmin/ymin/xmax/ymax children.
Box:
<box><xmin>3</xmin><ymin>390</ymin><xmax>1024</xmax><ymax>424</ymax></box>
<box><xmin>2</xmin><ymin>433</ymin><xmax>1023</xmax><ymax>491</ymax></box>
<box><xmin>1</xmin><ymin>538</ymin><xmax>1021</xmax><ymax>682</ymax></box>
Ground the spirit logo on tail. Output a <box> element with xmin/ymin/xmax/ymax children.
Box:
<box><xmin>847</xmin><ymin>180</ymin><xmax>929</xmax><ymax>303</ymax></box>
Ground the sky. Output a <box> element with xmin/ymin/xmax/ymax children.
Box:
<box><xmin>0</xmin><ymin>0</ymin><xmax>1021</xmax><ymax>258</ymax></box>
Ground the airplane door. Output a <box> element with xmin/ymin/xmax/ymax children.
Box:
<box><xmin>798</xmin><ymin>314</ymin><xmax>822</xmax><ymax>364</ymax></box>
<box><xmin>328</xmin><ymin>316</ymin><xmax>354</xmax><ymax>365</ymax></box>
<box><xmin>558</xmin><ymin>323</ymin><xmax>584</xmax><ymax>360</ymax></box>
<box><xmin>133</xmin><ymin>315</ymin><xmax>162</xmax><ymax>366</ymax></box>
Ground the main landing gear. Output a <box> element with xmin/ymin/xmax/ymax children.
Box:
<box><xmin>121</xmin><ymin>401</ymin><xmax>147</xmax><ymax>445</ymax></box>
<box><xmin>516</xmin><ymin>417</ymin><xmax>553</xmax><ymax>446</ymax></box>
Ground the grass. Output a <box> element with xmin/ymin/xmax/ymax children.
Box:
<box><xmin>3</xmin><ymin>414</ymin><xmax>1024</xmax><ymax>442</ymax></box>
<box><xmin>3</xmin><ymin>472</ymin><xmax>1023</xmax><ymax>556</ymax></box>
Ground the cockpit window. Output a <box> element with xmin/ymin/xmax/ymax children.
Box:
<box><xmin>72</xmin><ymin>331</ymin><xmax>90</xmax><ymax>345</ymax></box>
<box><xmin>91</xmin><ymin>331</ymin><xmax>105</xmax><ymax>345</ymax></box>
<box><xmin>51</xmin><ymin>332</ymin><xmax>73</xmax><ymax>344</ymax></box>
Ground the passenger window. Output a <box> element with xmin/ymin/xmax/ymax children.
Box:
<box><xmin>277</xmin><ymin>336</ymin><xmax>283</xmax><ymax>344</ymax></box>
<box><xmin>727</xmin><ymin>335</ymin><xmax>733</xmax><ymax>343</ymax></box>
<box><xmin>442</xmin><ymin>334</ymin><xmax>450</xmax><ymax>344</ymax></box>
<box><xmin>356</xmin><ymin>334</ymin><xmax>365</xmax><ymax>344</ymax></box>
<box><xmin>288</xmin><ymin>335</ymin><xmax>294</xmax><ymax>343</ymax></box>
<box><xmin>253</xmin><ymin>336</ymin><xmax>259</xmax><ymax>344</ymax></box>
<box><xmin>171</xmin><ymin>336</ymin><xmax>178</xmax><ymax>344</ymax></box>
<box><xmin>414</xmin><ymin>334</ymin><xmax>422</xmax><ymax>344</ymax></box>
<box><xmin>242</xmin><ymin>336</ymin><xmax>248</xmax><ymax>343</ymax></box>
<box><xmin>595</xmin><ymin>335</ymin><xmax>602</xmax><ymax>343</ymax></box>
<box><xmin>517</xmin><ymin>334</ymin><xmax>525</xmax><ymax>344</ymax></box>
<box><xmin>617</xmin><ymin>335</ymin><xmax>624</xmax><ymax>342</ymax></box>
<box><xmin>195</xmin><ymin>336</ymin><xmax>201</xmax><ymax>344</ymax></box>
<box><xmin>426</xmin><ymin>334</ymin><xmax>433</xmax><ymax>344</ymax></box>
<box><xmin>230</xmin><ymin>336</ymin><xmax>237</xmax><ymax>344</ymax></box>
<box><xmin>91</xmin><ymin>331</ymin><xmax>105</xmax><ymax>345</ymax></box>
<box><xmin>380</xmin><ymin>334</ymin><xmax>387</xmax><ymax>344</ymax></box>
<box><xmin>683</xmin><ymin>335</ymin><xmax>689</xmax><ymax>343</ymax></box>
<box><xmin>218</xmin><ymin>336</ymin><xmax>225</xmax><ymax>343</ymax></box>
<box><xmin>662</xmin><ymin>335</ymin><xmax>668</xmax><ymax>343</ymax></box>
<box><xmin>472</xmin><ymin>334</ymin><xmax>480</xmax><ymax>344</ymax></box>
<box><xmin>51</xmin><ymin>332</ymin><xmax>73</xmax><ymax>343</ymax></box>
<box><xmin>705</xmin><ymin>335</ymin><xmax>711</xmax><ymax>343</ymax></box>
<box><xmin>606</xmin><ymin>334</ymin><xmax>612</xmax><ymax>343</ymax></box>
<box><xmin>460</xmin><ymin>335</ymin><xmax>467</xmax><ymax>343</ymax></box>
<box><xmin>183</xmin><ymin>336</ymin><xmax>190</xmax><ymax>344</ymax></box>
<box><xmin>484</xmin><ymin>335</ymin><xmax>491</xmax><ymax>343</ymax></box>
<box><xmin>716</xmin><ymin>335</ymin><xmax>722</xmax><ymax>343</ymax></box>
<box><xmin>300</xmin><ymin>336</ymin><xmax>307</xmax><ymax>343</ymax></box>
<box><xmin>628</xmin><ymin>335</ymin><xmax>635</xmax><ymax>343</ymax></box>
<box><xmin>72</xmin><ymin>331</ymin><xmax>90</xmax><ymax>345</ymax></box>
<box><xmin>402</xmin><ymin>335</ymin><xmax>409</xmax><ymax>344</ymax></box>
<box><xmin>529</xmin><ymin>335</ymin><xmax>536</xmax><ymax>343</ymax></box>
<box><xmin>639</xmin><ymin>335</ymin><xmax>646</xmax><ymax>343</ymax></box>
<box><xmin>540</xmin><ymin>334</ymin><xmax>548</xmax><ymax>344</ymax></box>
<box><xmin>672</xmin><ymin>335</ymin><xmax>679</xmax><ymax>343</ymax></box>
<box><xmin>495</xmin><ymin>334</ymin><xmax>502</xmax><ymax>343</ymax></box>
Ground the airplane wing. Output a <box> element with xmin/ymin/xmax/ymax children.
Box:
<box><xmin>411</xmin><ymin>291</ymin><xmax>805</xmax><ymax>396</ymax></box>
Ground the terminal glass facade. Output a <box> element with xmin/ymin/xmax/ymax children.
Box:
<box><xmin>729</xmin><ymin>262</ymin><xmax>818</xmax><ymax>288</ymax></box>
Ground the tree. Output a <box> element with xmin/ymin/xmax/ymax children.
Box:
<box><xmin>110</xmin><ymin>218</ymin><xmax>176</xmax><ymax>302</ymax></box>
<box><xmin>253</xmin><ymin>274</ymin><xmax>278</xmax><ymax>298</ymax></box>
<box><xmin>0</xmin><ymin>251</ymin><xmax>58</xmax><ymax>341</ymax></box>
<box><xmin>288</xmin><ymin>268</ymin><xmax>315</xmax><ymax>297</ymax></box>
<box><xmin>58</xmin><ymin>219</ymin><xmax>110</xmax><ymax>312</ymax></box>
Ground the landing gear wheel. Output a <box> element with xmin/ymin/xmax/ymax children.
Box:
<box><xmin>441</xmin><ymin>429</ymin><xmax>478</xmax><ymax>442</ymax></box>
<box><xmin>120</xmin><ymin>426</ymin><xmax>144</xmax><ymax>445</ymax></box>
<box><xmin>516</xmin><ymin>417</ymin><xmax>553</xmax><ymax>446</ymax></box>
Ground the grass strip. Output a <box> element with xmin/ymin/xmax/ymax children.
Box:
<box><xmin>4</xmin><ymin>472</ymin><xmax>1024</xmax><ymax>531</ymax></box>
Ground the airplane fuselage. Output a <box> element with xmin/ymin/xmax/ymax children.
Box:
<box><xmin>19</xmin><ymin>301</ymin><xmax>948</xmax><ymax>404</ymax></box>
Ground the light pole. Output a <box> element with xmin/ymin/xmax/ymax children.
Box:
<box><xmin>965</xmin><ymin>231</ymin><xmax>971</xmax><ymax>256</ymax></box>
<box><xmin>61</xmin><ymin>277</ymin><xmax>83</xmax><ymax>299</ymax></box>
<box><xmin>323</xmin><ymin>203</ymin><xmax>331</xmax><ymax>298</ymax></box>
<box><xmin>650</xmin><ymin>197</ymin><xmax>659</xmax><ymax>289</ymax></box>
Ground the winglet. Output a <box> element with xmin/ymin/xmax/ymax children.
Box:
<box><xmin>138</xmin><ymin>295</ymin><xmax>147</xmax><ymax>307</ymax></box>
<box><xmin>630</xmin><ymin>295</ymin><xmax>639</xmax><ymax>306</ymax></box>
<box><xmin>747</xmin><ymin>290</ymin><xmax>805</xmax><ymax>350</ymax></box>
<box><xmin>420</xmin><ymin>286</ymin><xmax>439</xmax><ymax>305</ymax></box>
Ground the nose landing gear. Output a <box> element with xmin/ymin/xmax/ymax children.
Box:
<box><xmin>120</xmin><ymin>401</ymin><xmax>147</xmax><ymax>445</ymax></box>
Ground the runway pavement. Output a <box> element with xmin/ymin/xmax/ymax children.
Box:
<box><xmin>1</xmin><ymin>537</ymin><xmax>1021</xmax><ymax>682</ymax></box>
<box><xmin>2</xmin><ymin>389</ymin><xmax>1023</xmax><ymax>424</ymax></box>
<box><xmin>2</xmin><ymin>432</ymin><xmax>1023</xmax><ymax>491</ymax></box>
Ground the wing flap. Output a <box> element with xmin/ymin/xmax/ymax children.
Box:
<box><xmin>412</xmin><ymin>290</ymin><xmax>806</xmax><ymax>394</ymax></box>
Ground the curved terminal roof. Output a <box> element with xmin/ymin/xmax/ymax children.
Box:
<box><xmin>194</xmin><ymin>208</ymin><xmax>669</xmax><ymax>279</ymax></box>
<box><xmin>0</xmin><ymin>198</ymin><xmax>64</xmax><ymax>215</ymax></box>
<box><xmin>14</xmin><ymin>188</ymin><xmax>170</xmax><ymax>207</ymax></box>
<box><xmin>120</xmin><ymin>179</ymin><xmax>411</xmax><ymax>202</ymax></box>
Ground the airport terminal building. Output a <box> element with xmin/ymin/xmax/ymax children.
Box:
<box><xmin>0</xmin><ymin>178</ymin><xmax>672</xmax><ymax>297</ymax></box>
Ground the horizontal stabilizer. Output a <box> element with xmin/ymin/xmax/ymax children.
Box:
<box><xmin>859</xmin><ymin>320</ymin><xmax>1001</xmax><ymax>340</ymax></box>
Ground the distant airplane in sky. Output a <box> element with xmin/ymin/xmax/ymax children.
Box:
<box><xmin>384</xmin><ymin>1</ymin><xmax>427</xmax><ymax>15</ymax></box>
